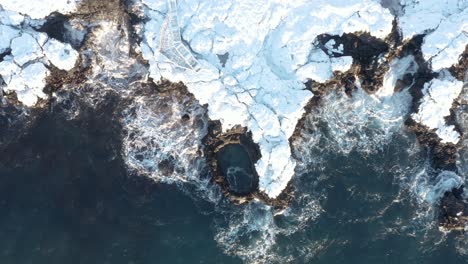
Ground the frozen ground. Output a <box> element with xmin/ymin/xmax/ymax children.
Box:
<box><xmin>0</xmin><ymin>1</ymin><xmax>79</xmax><ymax>106</ymax></box>
<box><xmin>399</xmin><ymin>0</ymin><xmax>467</xmax><ymax>71</ymax></box>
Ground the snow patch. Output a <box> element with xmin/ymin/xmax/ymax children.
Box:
<box><xmin>296</xmin><ymin>47</ymin><xmax>353</xmax><ymax>82</ymax></box>
<box><xmin>0</xmin><ymin>4</ymin><xmax>79</xmax><ymax>106</ymax></box>
<box><xmin>412</xmin><ymin>73</ymin><xmax>463</xmax><ymax>144</ymax></box>
<box><xmin>0</xmin><ymin>0</ymin><xmax>80</xmax><ymax>19</ymax></box>
<box><xmin>0</xmin><ymin>58</ymin><xmax>48</xmax><ymax>106</ymax></box>
<box><xmin>11</xmin><ymin>33</ymin><xmax>44</xmax><ymax>66</ymax></box>
<box><xmin>43</xmin><ymin>38</ymin><xmax>79</xmax><ymax>71</ymax></box>
<box><xmin>399</xmin><ymin>0</ymin><xmax>468</xmax><ymax>71</ymax></box>
<box><xmin>0</xmin><ymin>24</ymin><xmax>20</xmax><ymax>53</ymax></box>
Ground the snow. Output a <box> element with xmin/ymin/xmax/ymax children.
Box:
<box><xmin>0</xmin><ymin>58</ymin><xmax>48</xmax><ymax>106</ymax></box>
<box><xmin>0</xmin><ymin>24</ymin><xmax>19</xmax><ymax>53</ymax></box>
<box><xmin>11</xmin><ymin>33</ymin><xmax>44</xmax><ymax>66</ymax></box>
<box><xmin>324</xmin><ymin>39</ymin><xmax>344</xmax><ymax>55</ymax></box>
<box><xmin>0</xmin><ymin>0</ymin><xmax>80</xmax><ymax>19</ymax></box>
<box><xmin>139</xmin><ymin>0</ymin><xmax>394</xmax><ymax>198</ymax></box>
<box><xmin>331</xmin><ymin>57</ymin><xmax>354</xmax><ymax>73</ymax></box>
<box><xmin>0</xmin><ymin>9</ymin><xmax>24</xmax><ymax>26</ymax></box>
<box><xmin>0</xmin><ymin>2</ymin><xmax>80</xmax><ymax>106</ymax></box>
<box><xmin>43</xmin><ymin>38</ymin><xmax>79</xmax><ymax>70</ymax></box>
<box><xmin>412</xmin><ymin>72</ymin><xmax>463</xmax><ymax>144</ymax></box>
<box><xmin>296</xmin><ymin>48</ymin><xmax>353</xmax><ymax>82</ymax></box>
<box><xmin>421</xmin><ymin>9</ymin><xmax>468</xmax><ymax>71</ymax></box>
<box><xmin>399</xmin><ymin>0</ymin><xmax>468</xmax><ymax>71</ymax></box>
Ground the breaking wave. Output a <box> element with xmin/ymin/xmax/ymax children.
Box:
<box><xmin>121</xmin><ymin>88</ymin><xmax>222</xmax><ymax>202</ymax></box>
<box><xmin>293</xmin><ymin>87</ymin><xmax>412</xmax><ymax>168</ymax></box>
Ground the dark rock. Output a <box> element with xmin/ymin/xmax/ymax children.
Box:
<box><xmin>38</xmin><ymin>12</ymin><xmax>88</xmax><ymax>49</ymax></box>
<box><xmin>181</xmin><ymin>113</ymin><xmax>190</xmax><ymax>121</ymax></box>
<box><xmin>203</xmin><ymin>123</ymin><xmax>294</xmax><ymax>208</ymax></box>
<box><xmin>203</xmin><ymin>125</ymin><xmax>259</xmax><ymax>200</ymax></box>
<box><xmin>405</xmin><ymin>119</ymin><xmax>458</xmax><ymax>171</ymax></box>
<box><xmin>449</xmin><ymin>44</ymin><xmax>468</xmax><ymax>81</ymax></box>
<box><xmin>216</xmin><ymin>144</ymin><xmax>257</xmax><ymax>195</ymax></box>
<box><xmin>439</xmin><ymin>186</ymin><xmax>468</xmax><ymax>232</ymax></box>
<box><xmin>217</xmin><ymin>52</ymin><xmax>229</xmax><ymax>67</ymax></box>
<box><xmin>316</xmin><ymin>32</ymin><xmax>390</xmax><ymax>93</ymax></box>
<box><xmin>158</xmin><ymin>156</ymin><xmax>175</xmax><ymax>176</ymax></box>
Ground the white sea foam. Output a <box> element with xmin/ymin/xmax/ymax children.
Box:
<box><xmin>73</xmin><ymin>19</ymin><xmax>217</xmax><ymax>201</ymax></box>
<box><xmin>213</xmin><ymin>198</ymin><xmax>322</xmax><ymax>264</ymax></box>
<box><xmin>215</xmin><ymin>202</ymin><xmax>278</xmax><ymax>263</ymax></box>
<box><xmin>122</xmin><ymin>94</ymin><xmax>208</xmax><ymax>184</ymax></box>
<box><xmin>411</xmin><ymin>170</ymin><xmax>464</xmax><ymax>205</ymax></box>
<box><xmin>455</xmin><ymin>80</ymin><xmax>468</xmax><ymax>178</ymax></box>
<box><xmin>295</xmin><ymin>56</ymin><xmax>416</xmax><ymax>156</ymax></box>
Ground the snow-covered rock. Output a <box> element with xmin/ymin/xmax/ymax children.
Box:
<box><xmin>399</xmin><ymin>0</ymin><xmax>468</xmax><ymax>71</ymax></box>
<box><xmin>43</xmin><ymin>38</ymin><xmax>79</xmax><ymax>71</ymax></box>
<box><xmin>11</xmin><ymin>33</ymin><xmax>44</xmax><ymax>66</ymax></box>
<box><xmin>0</xmin><ymin>8</ymin><xmax>24</xmax><ymax>26</ymax></box>
<box><xmin>296</xmin><ymin>47</ymin><xmax>353</xmax><ymax>83</ymax></box>
<box><xmin>0</xmin><ymin>0</ymin><xmax>80</xmax><ymax>19</ymax></box>
<box><xmin>0</xmin><ymin>57</ymin><xmax>48</xmax><ymax>106</ymax></box>
<box><xmin>412</xmin><ymin>72</ymin><xmax>463</xmax><ymax>144</ymax></box>
<box><xmin>139</xmin><ymin>0</ymin><xmax>394</xmax><ymax>198</ymax></box>
<box><xmin>0</xmin><ymin>2</ymin><xmax>80</xmax><ymax>106</ymax></box>
<box><xmin>0</xmin><ymin>24</ymin><xmax>19</xmax><ymax>53</ymax></box>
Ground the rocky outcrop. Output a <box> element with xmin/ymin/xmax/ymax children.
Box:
<box><xmin>203</xmin><ymin>123</ymin><xmax>293</xmax><ymax>208</ymax></box>
<box><xmin>316</xmin><ymin>32</ymin><xmax>390</xmax><ymax>93</ymax></box>
<box><xmin>439</xmin><ymin>186</ymin><xmax>468</xmax><ymax>232</ymax></box>
<box><xmin>449</xmin><ymin>44</ymin><xmax>468</xmax><ymax>82</ymax></box>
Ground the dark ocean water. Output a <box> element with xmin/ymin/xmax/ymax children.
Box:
<box><xmin>0</xmin><ymin>106</ymin><xmax>467</xmax><ymax>264</ymax></box>
<box><xmin>0</xmin><ymin>110</ymin><xmax>239</xmax><ymax>264</ymax></box>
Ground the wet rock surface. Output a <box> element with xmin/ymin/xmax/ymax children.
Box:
<box><xmin>439</xmin><ymin>186</ymin><xmax>468</xmax><ymax>232</ymax></box>
<box><xmin>294</xmin><ymin>28</ymin><xmax>468</xmax><ymax>232</ymax></box>
<box><xmin>203</xmin><ymin>124</ymin><xmax>260</xmax><ymax>203</ymax></box>
<box><xmin>216</xmin><ymin>144</ymin><xmax>257</xmax><ymax>195</ymax></box>
<box><xmin>203</xmin><ymin>123</ymin><xmax>294</xmax><ymax>208</ymax></box>
<box><xmin>450</xmin><ymin>45</ymin><xmax>468</xmax><ymax>82</ymax></box>
<box><xmin>317</xmin><ymin>32</ymin><xmax>390</xmax><ymax>93</ymax></box>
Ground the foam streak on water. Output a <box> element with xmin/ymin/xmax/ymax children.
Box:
<box><xmin>294</xmin><ymin>86</ymin><xmax>412</xmax><ymax>159</ymax></box>
<box><xmin>411</xmin><ymin>170</ymin><xmax>464</xmax><ymax>205</ymax></box>
<box><xmin>121</xmin><ymin>93</ymin><xmax>211</xmax><ymax>189</ymax></box>
<box><xmin>294</xmin><ymin>56</ymin><xmax>416</xmax><ymax>163</ymax></box>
